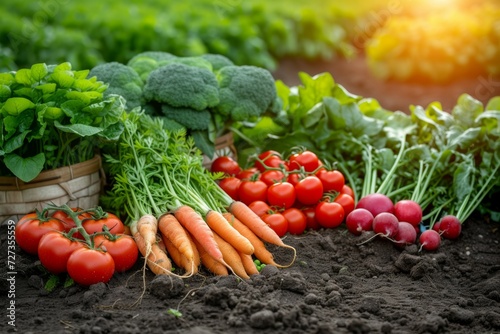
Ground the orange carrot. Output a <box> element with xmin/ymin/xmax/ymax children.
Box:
<box><xmin>229</xmin><ymin>214</ymin><xmax>281</xmax><ymax>267</ymax></box>
<box><xmin>239</xmin><ymin>252</ymin><xmax>259</xmax><ymax>276</ymax></box>
<box><xmin>158</xmin><ymin>213</ymin><xmax>195</xmax><ymax>264</ymax></box>
<box><xmin>212</xmin><ymin>233</ymin><xmax>250</xmax><ymax>280</ymax></box>
<box><xmin>133</xmin><ymin>232</ymin><xmax>172</xmax><ymax>275</ymax></box>
<box><xmin>193</xmin><ymin>238</ymin><xmax>228</xmax><ymax>276</ymax></box>
<box><xmin>161</xmin><ymin>234</ymin><xmax>198</xmax><ymax>275</ymax></box>
<box><xmin>174</xmin><ymin>205</ymin><xmax>231</xmax><ymax>271</ymax></box>
<box><xmin>136</xmin><ymin>214</ymin><xmax>158</xmax><ymax>245</ymax></box>
<box><xmin>229</xmin><ymin>201</ymin><xmax>285</xmax><ymax>246</ymax></box>
<box><xmin>206</xmin><ymin>210</ymin><xmax>254</xmax><ymax>255</ymax></box>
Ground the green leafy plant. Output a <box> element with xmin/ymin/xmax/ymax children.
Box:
<box><xmin>0</xmin><ymin>62</ymin><xmax>126</xmax><ymax>182</ymax></box>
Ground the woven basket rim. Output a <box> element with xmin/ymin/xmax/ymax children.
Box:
<box><xmin>0</xmin><ymin>155</ymin><xmax>102</xmax><ymax>191</ymax></box>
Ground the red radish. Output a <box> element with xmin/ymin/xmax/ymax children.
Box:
<box><xmin>419</xmin><ymin>229</ymin><xmax>441</xmax><ymax>251</ymax></box>
<box><xmin>393</xmin><ymin>200</ymin><xmax>422</xmax><ymax>227</ymax></box>
<box><xmin>438</xmin><ymin>215</ymin><xmax>462</xmax><ymax>239</ymax></box>
<box><xmin>432</xmin><ymin>220</ymin><xmax>441</xmax><ymax>232</ymax></box>
<box><xmin>393</xmin><ymin>222</ymin><xmax>417</xmax><ymax>247</ymax></box>
<box><xmin>356</xmin><ymin>193</ymin><xmax>394</xmax><ymax>217</ymax></box>
<box><xmin>346</xmin><ymin>208</ymin><xmax>374</xmax><ymax>236</ymax></box>
<box><xmin>372</xmin><ymin>212</ymin><xmax>399</xmax><ymax>239</ymax></box>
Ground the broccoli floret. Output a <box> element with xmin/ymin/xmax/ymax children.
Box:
<box><xmin>89</xmin><ymin>62</ymin><xmax>143</xmax><ymax>110</ymax></box>
<box><xmin>143</xmin><ymin>63</ymin><xmax>219</xmax><ymax>111</ymax></box>
<box><xmin>164</xmin><ymin>56</ymin><xmax>213</xmax><ymax>71</ymax></box>
<box><xmin>215</xmin><ymin>65</ymin><xmax>277</xmax><ymax>122</ymax></box>
<box><xmin>127</xmin><ymin>51</ymin><xmax>177</xmax><ymax>81</ymax></box>
<box><xmin>161</xmin><ymin>104</ymin><xmax>211</xmax><ymax>130</ymax></box>
<box><xmin>200</xmin><ymin>54</ymin><xmax>234</xmax><ymax>71</ymax></box>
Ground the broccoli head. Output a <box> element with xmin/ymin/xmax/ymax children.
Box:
<box><xmin>161</xmin><ymin>104</ymin><xmax>211</xmax><ymax>130</ymax></box>
<box><xmin>215</xmin><ymin>65</ymin><xmax>277</xmax><ymax>122</ymax></box>
<box><xmin>127</xmin><ymin>51</ymin><xmax>177</xmax><ymax>81</ymax></box>
<box><xmin>89</xmin><ymin>62</ymin><xmax>143</xmax><ymax>110</ymax></box>
<box><xmin>163</xmin><ymin>56</ymin><xmax>213</xmax><ymax>71</ymax></box>
<box><xmin>143</xmin><ymin>63</ymin><xmax>219</xmax><ymax>111</ymax></box>
<box><xmin>200</xmin><ymin>54</ymin><xmax>234</xmax><ymax>71</ymax></box>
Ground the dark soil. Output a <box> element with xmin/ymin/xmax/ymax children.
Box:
<box><xmin>1</xmin><ymin>57</ymin><xmax>500</xmax><ymax>334</ymax></box>
<box><xmin>1</xmin><ymin>213</ymin><xmax>499</xmax><ymax>334</ymax></box>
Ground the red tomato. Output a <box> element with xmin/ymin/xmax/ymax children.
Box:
<box><xmin>302</xmin><ymin>206</ymin><xmax>322</xmax><ymax>230</ymax></box>
<box><xmin>282</xmin><ymin>208</ymin><xmax>307</xmax><ymax>235</ymax></box>
<box><xmin>254</xmin><ymin>151</ymin><xmax>286</xmax><ymax>172</ymax></box>
<box><xmin>82</xmin><ymin>213</ymin><xmax>125</xmax><ymax>235</ymax></box>
<box><xmin>38</xmin><ymin>232</ymin><xmax>85</xmax><ymax>274</ymax></box>
<box><xmin>340</xmin><ymin>185</ymin><xmax>355</xmax><ymax>198</ymax></box>
<box><xmin>315</xmin><ymin>201</ymin><xmax>345</xmax><ymax>228</ymax></box>
<box><xmin>286</xmin><ymin>173</ymin><xmax>302</xmax><ymax>187</ymax></box>
<box><xmin>237</xmin><ymin>167</ymin><xmax>259</xmax><ymax>180</ymax></box>
<box><xmin>238</xmin><ymin>179</ymin><xmax>268</xmax><ymax>205</ymax></box>
<box><xmin>93</xmin><ymin>234</ymin><xmax>139</xmax><ymax>273</ymax></box>
<box><xmin>316</xmin><ymin>169</ymin><xmax>345</xmax><ymax>193</ymax></box>
<box><xmin>211</xmin><ymin>156</ymin><xmax>241</xmax><ymax>176</ymax></box>
<box><xmin>295</xmin><ymin>176</ymin><xmax>324</xmax><ymax>205</ymax></box>
<box><xmin>262</xmin><ymin>213</ymin><xmax>288</xmax><ymax>237</ymax></box>
<box><xmin>260</xmin><ymin>170</ymin><xmax>286</xmax><ymax>186</ymax></box>
<box><xmin>15</xmin><ymin>213</ymin><xmax>65</xmax><ymax>255</ymax></box>
<box><xmin>248</xmin><ymin>200</ymin><xmax>271</xmax><ymax>217</ymax></box>
<box><xmin>51</xmin><ymin>208</ymin><xmax>91</xmax><ymax>238</ymax></box>
<box><xmin>52</xmin><ymin>208</ymin><xmax>91</xmax><ymax>232</ymax></box>
<box><xmin>288</xmin><ymin>150</ymin><xmax>320</xmax><ymax>172</ymax></box>
<box><xmin>67</xmin><ymin>247</ymin><xmax>115</xmax><ymax>286</ymax></box>
<box><xmin>267</xmin><ymin>182</ymin><xmax>296</xmax><ymax>209</ymax></box>
<box><xmin>334</xmin><ymin>193</ymin><xmax>355</xmax><ymax>216</ymax></box>
<box><xmin>218</xmin><ymin>177</ymin><xmax>241</xmax><ymax>200</ymax></box>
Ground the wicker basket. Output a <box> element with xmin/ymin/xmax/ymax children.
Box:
<box><xmin>0</xmin><ymin>155</ymin><xmax>103</xmax><ymax>221</ymax></box>
<box><xmin>202</xmin><ymin>132</ymin><xmax>238</xmax><ymax>170</ymax></box>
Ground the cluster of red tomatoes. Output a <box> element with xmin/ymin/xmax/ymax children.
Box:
<box><xmin>15</xmin><ymin>206</ymin><xmax>138</xmax><ymax>286</ymax></box>
<box><xmin>211</xmin><ymin>150</ymin><xmax>355</xmax><ymax>237</ymax></box>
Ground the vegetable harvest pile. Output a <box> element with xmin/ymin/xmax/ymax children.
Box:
<box><xmin>4</xmin><ymin>56</ymin><xmax>499</xmax><ymax>293</ymax></box>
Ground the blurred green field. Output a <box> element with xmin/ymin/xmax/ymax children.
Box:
<box><xmin>1</xmin><ymin>0</ymin><xmax>499</xmax><ymax>82</ymax></box>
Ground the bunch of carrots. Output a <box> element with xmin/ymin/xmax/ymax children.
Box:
<box><xmin>102</xmin><ymin>110</ymin><xmax>296</xmax><ymax>280</ymax></box>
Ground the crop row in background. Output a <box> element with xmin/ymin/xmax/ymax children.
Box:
<box><xmin>1</xmin><ymin>0</ymin><xmax>499</xmax><ymax>82</ymax></box>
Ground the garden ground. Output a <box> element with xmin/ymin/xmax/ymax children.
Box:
<box><xmin>1</xmin><ymin>55</ymin><xmax>500</xmax><ymax>334</ymax></box>
<box><xmin>1</xmin><ymin>213</ymin><xmax>499</xmax><ymax>334</ymax></box>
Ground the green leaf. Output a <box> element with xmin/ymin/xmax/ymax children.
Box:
<box><xmin>452</xmin><ymin>94</ymin><xmax>484</xmax><ymax>128</ymax></box>
<box><xmin>2</xmin><ymin>97</ymin><xmax>36</xmax><ymax>116</ymax></box>
<box><xmin>0</xmin><ymin>84</ymin><xmax>11</xmax><ymax>102</ymax></box>
<box><xmin>53</xmin><ymin>62</ymin><xmax>72</xmax><ymax>72</ymax></box>
<box><xmin>61</xmin><ymin>100</ymin><xmax>85</xmax><ymax>118</ymax></box>
<box><xmin>35</xmin><ymin>83</ymin><xmax>57</xmax><ymax>95</ymax></box>
<box><xmin>485</xmin><ymin>96</ymin><xmax>500</xmax><ymax>111</ymax></box>
<box><xmin>453</xmin><ymin>160</ymin><xmax>474</xmax><ymax>202</ymax></box>
<box><xmin>3</xmin><ymin>153</ymin><xmax>45</xmax><ymax>182</ymax></box>
<box><xmin>0</xmin><ymin>73</ymin><xmax>15</xmax><ymax>85</ymax></box>
<box><xmin>51</xmin><ymin>71</ymin><xmax>75</xmax><ymax>88</ymax></box>
<box><xmin>446</xmin><ymin>126</ymin><xmax>481</xmax><ymax>150</ymax></box>
<box><xmin>54</xmin><ymin>121</ymin><xmax>103</xmax><ymax>136</ymax></box>
<box><xmin>44</xmin><ymin>274</ymin><xmax>60</xmax><ymax>292</ymax></box>
<box><xmin>167</xmin><ymin>309</ymin><xmax>182</xmax><ymax>318</ymax></box>
<box><xmin>303</xmin><ymin>102</ymin><xmax>325</xmax><ymax>128</ymax></box>
<box><xmin>3</xmin><ymin>131</ymin><xmax>29</xmax><ymax>153</ymax></box>
<box><xmin>31</xmin><ymin>63</ymin><xmax>48</xmax><ymax>82</ymax></box>
<box><xmin>65</xmin><ymin>91</ymin><xmax>102</xmax><ymax>105</ymax></box>
<box><xmin>14</xmin><ymin>68</ymin><xmax>33</xmax><ymax>86</ymax></box>
<box><xmin>475</xmin><ymin>111</ymin><xmax>500</xmax><ymax>137</ymax></box>
<box><xmin>191</xmin><ymin>130</ymin><xmax>215</xmax><ymax>158</ymax></box>
<box><xmin>98</xmin><ymin>121</ymin><xmax>124</xmax><ymax>141</ymax></box>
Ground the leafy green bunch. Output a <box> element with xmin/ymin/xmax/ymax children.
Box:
<box><xmin>0</xmin><ymin>62</ymin><xmax>126</xmax><ymax>182</ymax></box>
<box><xmin>89</xmin><ymin>52</ymin><xmax>279</xmax><ymax>158</ymax></box>
<box><xmin>235</xmin><ymin>72</ymin><xmax>500</xmax><ymax>225</ymax></box>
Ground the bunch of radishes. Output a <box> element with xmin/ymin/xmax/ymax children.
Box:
<box><xmin>346</xmin><ymin>193</ymin><xmax>462</xmax><ymax>251</ymax></box>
